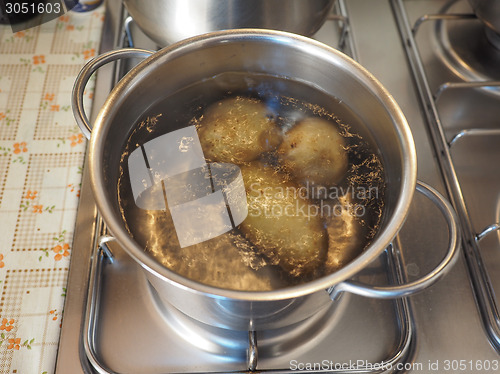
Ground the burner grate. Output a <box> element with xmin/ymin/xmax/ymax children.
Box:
<box><xmin>84</xmin><ymin>215</ymin><xmax>416</xmax><ymax>373</ymax></box>
<box><xmin>393</xmin><ymin>0</ymin><xmax>500</xmax><ymax>352</ymax></box>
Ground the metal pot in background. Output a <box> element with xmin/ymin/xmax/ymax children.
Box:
<box><xmin>123</xmin><ymin>0</ymin><xmax>336</xmax><ymax>46</ymax></box>
<box><xmin>72</xmin><ymin>30</ymin><xmax>459</xmax><ymax>331</ymax></box>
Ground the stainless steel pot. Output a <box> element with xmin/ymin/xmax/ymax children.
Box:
<box><xmin>123</xmin><ymin>0</ymin><xmax>335</xmax><ymax>46</ymax></box>
<box><xmin>72</xmin><ymin>29</ymin><xmax>460</xmax><ymax>331</ymax></box>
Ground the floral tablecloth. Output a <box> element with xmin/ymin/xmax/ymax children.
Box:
<box><xmin>0</xmin><ymin>6</ymin><xmax>105</xmax><ymax>374</ymax></box>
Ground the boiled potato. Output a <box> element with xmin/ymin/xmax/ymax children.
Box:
<box><xmin>129</xmin><ymin>189</ymin><xmax>279</xmax><ymax>291</ymax></box>
<box><xmin>198</xmin><ymin>96</ymin><xmax>282</xmax><ymax>163</ymax></box>
<box><xmin>278</xmin><ymin>117</ymin><xmax>348</xmax><ymax>186</ymax></box>
<box><xmin>238</xmin><ymin>161</ymin><xmax>328</xmax><ymax>277</ymax></box>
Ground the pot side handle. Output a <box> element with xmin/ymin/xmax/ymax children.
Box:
<box><xmin>328</xmin><ymin>181</ymin><xmax>461</xmax><ymax>300</ymax></box>
<box><xmin>72</xmin><ymin>48</ymin><xmax>154</xmax><ymax>139</ymax></box>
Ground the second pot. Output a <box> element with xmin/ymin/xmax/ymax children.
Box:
<box><xmin>123</xmin><ymin>0</ymin><xmax>336</xmax><ymax>46</ymax></box>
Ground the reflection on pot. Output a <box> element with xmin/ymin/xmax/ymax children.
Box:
<box><xmin>128</xmin><ymin>125</ymin><xmax>247</xmax><ymax>248</ymax></box>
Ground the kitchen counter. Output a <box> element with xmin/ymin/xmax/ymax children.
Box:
<box><xmin>0</xmin><ymin>5</ymin><xmax>105</xmax><ymax>373</ymax></box>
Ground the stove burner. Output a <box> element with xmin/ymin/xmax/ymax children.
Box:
<box><xmin>435</xmin><ymin>0</ymin><xmax>500</xmax><ymax>92</ymax></box>
<box><xmin>149</xmin><ymin>283</ymin><xmax>347</xmax><ymax>360</ymax></box>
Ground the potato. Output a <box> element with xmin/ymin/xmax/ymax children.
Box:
<box><xmin>198</xmin><ymin>96</ymin><xmax>282</xmax><ymax>163</ymax></box>
<box><xmin>278</xmin><ymin>117</ymin><xmax>348</xmax><ymax>186</ymax></box>
<box><xmin>238</xmin><ymin>161</ymin><xmax>328</xmax><ymax>277</ymax></box>
<box><xmin>127</xmin><ymin>183</ymin><xmax>279</xmax><ymax>291</ymax></box>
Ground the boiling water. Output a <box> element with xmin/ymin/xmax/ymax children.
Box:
<box><xmin>117</xmin><ymin>72</ymin><xmax>386</xmax><ymax>291</ymax></box>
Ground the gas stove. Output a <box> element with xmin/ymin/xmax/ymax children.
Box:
<box><xmin>56</xmin><ymin>0</ymin><xmax>500</xmax><ymax>372</ymax></box>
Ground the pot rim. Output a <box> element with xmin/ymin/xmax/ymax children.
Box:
<box><xmin>89</xmin><ymin>29</ymin><xmax>417</xmax><ymax>302</ymax></box>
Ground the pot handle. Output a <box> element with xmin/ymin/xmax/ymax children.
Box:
<box><xmin>72</xmin><ymin>48</ymin><xmax>154</xmax><ymax>139</ymax></box>
<box><xmin>328</xmin><ymin>181</ymin><xmax>460</xmax><ymax>300</ymax></box>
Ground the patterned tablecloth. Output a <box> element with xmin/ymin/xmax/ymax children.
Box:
<box><xmin>0</xmin><ymin>6</ymin><xmax>105</xmax><ymax>374</ymax></box>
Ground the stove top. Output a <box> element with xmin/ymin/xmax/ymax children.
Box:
<box><xmin>56</xmin><ymin>0</ymin><xmax>500</xmax><ymax>372</ymax></box>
